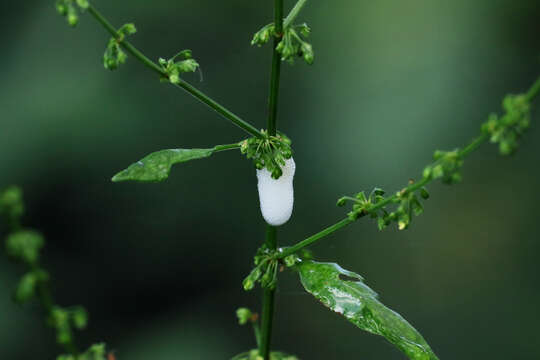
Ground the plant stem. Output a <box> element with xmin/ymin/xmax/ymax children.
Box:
<box><xmin>259</xmin><ymin>0</ymin><xmax>284</xmax><ymax>357</ymax></box>
<box><xmin>213</xmin><ymin>143</ymin><xmax>241</xmax><ymax>152</ymax></box>
<box><xmin>260</xmin><ymin>225</ymin><xmax>277</xmax><ymax>359</ymax></box>
<box><xmin>284</xmin><ymin>0</ymin><xmax>308</xmax><ymax>29</ymax></box>
<box><xmin>267</xmin><ymin>0</ymin><xmax>284</xmax><ymax>136</ymax></box>
<box><xmin>86</xmin><ymin>4</ymin><xmax>263</xmax><ymax>139</ymax></box>
<box><xmin>278</xmin><ymin>76</ymin><xmax>540</xmax><ymax>259</ymax></box>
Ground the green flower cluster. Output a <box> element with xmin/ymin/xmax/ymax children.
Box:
<box><xmin>240</xmin><ymin>130</ymin><xmax>292</xmax><ymax>179</ymax></box>
<box><xmin>482</xmin><ymin>94</ymin><xmax>531</xmax><ymax>155</ymax></box>
<box><xmin>338</xmin><ymin>185</ymin><xmax>430</xmax><ymax>231</ymax></box>
<box><xmin>104</xmin><ymin>23</ymin><xmax>137</xmax><ymax>70</ymax></box>
<box><xmin>252</xmin><ymin>23</ymin><xmax>314</xmax><ymax>65</ymax></box>
<box><xmin>243</xmin><ymin>249</ymin><xmax>279</xmax><ymax>291</ymax></box>
<box><xmin>0</xmin><ymin>187</ymin><xmax>106</xmax><ymax>360</ymax></box>
<box><xmin>56</xmin><ymin>0</ymin><xmax>88</xmax><ymax>27</ymax></box>
<box><xmin>57</xmin><ymin>343</ymin><xmax>108</xmax><ymax>360</ymax></box>
<box><xmin>49</xmin><ymin>306</ymin><xmax>89</xmax><ymax>348</ymax></box>
<box><xmin>423</xmin><ymin>149</ymin><xmax>464</xmax><ymax>185</ymax></box>
<box><xmin>159</xmin><ymin>50</ymin><xmax>200</xmax><ymax>84</ymax></box>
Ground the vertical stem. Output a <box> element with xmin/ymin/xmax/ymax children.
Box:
<box><xmin>267</xmin><ymin>0</ymin><xmax>284</xmax><ymax>136</ymax></box>
<box><xmin>260</xmin><ymin>226</ymin><xmax>277</xmax><ymax>359</ymax></box>
<box><xmin>260</xmin><ymin>1</ymin><xmax>283</xmax><ymax>358</ymax></box>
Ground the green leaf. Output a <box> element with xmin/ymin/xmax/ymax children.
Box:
<box><xmin>112</xmin><ymin>148</ymin><xmax>215</xmax><ymax>182</ymax></box>
<box><xmin>298</xmin><ymin>261</ymin><xmax>439</xmax><ymax>360</ymax></box>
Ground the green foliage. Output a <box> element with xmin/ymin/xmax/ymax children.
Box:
<box><xmin>482</xmin><ymin>94</ymin><xmax>531</xmax><ymax>155</ymax></box>
<box><xmin>252</xmin><ymin>23</ymin><xmax>314</xmax><ymax>65</ymax></box>
<box><xmin>1</xmin><ymin>187</ymin><xmax>101</xmax><ymax>358</ymax></box>
<box><xmin>423</xmin><ymin>149</ymin><xmax>464</xmax><ymax>185</ymax></box>
<box><xmin>0</xmin><ymin>186</ymin><xmax>24</xmax><ymax>224</ymax></box>
<box><xmin>240</xmin><ymin>131</ymin><xmax>292</xmax><ymax>179</ymax></box>
<box><xmin>159</xmin><ymin>50</ymin><xmax>200</xmax><ymax>84</ymax></box>
<box><xmin>55</xmin><ymin>0</ymin><xmax>88</xmax><ymax>26</ymax></box>
<box><xmin>236</xmin><ymin>308</ymin><xmax>254</xmax><ymax>325</ymax></box>
<box><xmin>104</xmin><ymin>23</ymin><xmax>137</xmax><ymax>70</ymax></box>
<box><xmin>231</xmin><ymin>350</ymin><xmax>298</xmax><ymax>360</ymax></box>
<box><xmin>298</xmin><ymin>261</ymin><xmax>439</xmax><ymax>360</ymax></box>
<box><xmin>243</xmin><ymin>246</ymin><xmax>280</xmax><ymax>291</ymax></box>
<box><xmin>57</xmin><ymin>343</ymin><xmax>108</xmax><ymax>360</ymax></box>
<box><xmin>111</xmin><ymin>148</ymin><xmax>216</xmax><ymax>182</ymax></box>
<box><xmin>5</xmin><ymin>231</ymin><xmax>44</xmax><ymax>265</ymax></box>
<box><xmin>15</xmin><ymin>270</ymin><xmax>49</xmax><ymax>303</ymax></box>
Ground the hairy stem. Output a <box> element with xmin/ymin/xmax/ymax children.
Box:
<box><xmin>278</xmin><ymin>76</ymin><xmax>540</xmax><ymax>259</ymax></box>
<box><xmin>86</xmin><ymin>4</ymin><xmax>263</xmax><ymax>138</ymax></box>
<box><xmin>284</xmin><ymin>0</ymin><xmax>308</xmax><ymax>29</ymax></box>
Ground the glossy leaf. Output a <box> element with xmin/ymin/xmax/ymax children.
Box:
<box><xmin>112</xmin><ymin>148</ymin><xmax>214</xmax><ymax>182</ymax></box>
<box><xmin>298</xmin><ymin>261</ymin><xmax>439</xmax><ymax>360</ymax></box>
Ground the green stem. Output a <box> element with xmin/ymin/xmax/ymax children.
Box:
<box><xmin>86</xmin><ymin>4</ymin><xmax>263</xmax><ymax>139</ymax></box>
<box><xmin>278</xmin><ymin>76</ymin><xmax>540</xmax><ymax>259</ymax></box>
<box><xmin>267</xmin><ymin>1</ymin><xmax>284</xmax><ymax>136</ymax></box>
<box><xmin>284</xmin><ymin>0</ymin><xmax>308</xmax><ymax>29</ymax></box>
<box><xmin>259</xmin><ymin>0</ymin><xmax>284</xmax><ymax>357</ymax></box>
<box><xmin>213</xmin><ymin>143</ymin><xmax>241</xmax><ymax>152</ymax></box>
<box><xmin>30</xmin><ymin>262</ymin><xmax>80</xmax><ymax>356</ymax></box>
<box><xmin>279</xmin><ymin>218</ymin><xmax>352</xmax><ymax>259</ymax></box>
<box><xmin>259</xmin><ymin>225</ymin><xmax>277</xmax><ymax>359</ymax></box>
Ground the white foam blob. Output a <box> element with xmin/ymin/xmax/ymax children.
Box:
<box><xmin>256</xmin><ymin>157</ymin><xmax>296</xmax><ymax>226</ymax></box>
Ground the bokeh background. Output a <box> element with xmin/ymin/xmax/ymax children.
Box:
<box><xmin>1</xmin><ymin>0</ymin><xmax>540</xmax><ymax>359</ymax></box>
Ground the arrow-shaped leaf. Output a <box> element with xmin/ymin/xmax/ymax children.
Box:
<box><xmin>112</xmin><ymin>144</ymin><xmax>239</xmax><ymax>183</ymax></box>
<box><xmin>298</xmin><ymin>261</ymin><xmax>439</xmax><ymax>360</ymax></box>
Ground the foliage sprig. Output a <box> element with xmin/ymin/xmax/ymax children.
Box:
<box><xmin>56</xmin><ymin>0</ymin><xmax>89</xmax><ymax>27</ymax></box>
<box><xmin>0</xmin><ymin>187</ymin><xmax>109</xmax><ymax>360</ymax></box>
<box><xmin>252</xmin><ymin>23</ymin><xmax>314</xmax><ymax>65</ymax></box>
<box><xmin>240</xmin><ymin>131</ymin><xmax>292</xmax><ymax>179</ymax></box>
<box><xmin>104</xmin><ymin>23</ymin><xmax>137</xmax><ymax>70</ymax></box>
<box><xmin>158</xmin><ymin>50</ymin><xmax>200</xmax><ymax>84</ymax></box>
<box><xmin>278</xmin><ymin>77</ymin><xmax>540</xmax><ymax>260</ymax></box>
<box><xmin>482</xmin><ymin>93</ymin><xmax>531</xmax><ymax>155</ymax></box>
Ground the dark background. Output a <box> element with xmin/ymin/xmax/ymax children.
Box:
<box><xmin>1</xmin><ymin>0</ymin><xmax>540</xmax><ymax>359</ymax></box>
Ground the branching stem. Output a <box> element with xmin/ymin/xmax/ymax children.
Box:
<box><xmin>278</xmin><ymin>76</ymin><xmax>540</xmax><ymax>260</ymax></box>
<box><xmin>86</xmin><ymin>5</ymin><xmax>263</xmax><ymax>138</ymax></box>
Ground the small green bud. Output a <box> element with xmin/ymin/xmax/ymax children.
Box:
<box><xmin>119</xmin><ymin>23</ymin><xmax>137</xmax><ymax>36</ymax></box>
<box><xmin>56</xmin><ymin>2</ymin><xmax>68</xmax><ymax>16</ymax></box>
<box><xmin>420</xmin><ymin>187</ymin><xmax>430</xmax><ymax>200</ymax></box>
<box><xmin>236</xmin><ymin>307</ymin><xmax>252</xmax><ymax>325</ymax></box>
<box><xmin>301</xmin><ymin>42</ymin><xmax>314</xmax><ymax>64</ymax></box>
<box><xmin>67</xmin><ymin>10</ymin><xmax>78</xmax><ymax>27</ymax></box>
<box><xmin>15</xmin><ymin>272</ymin><xmax>38</xmax><ymax>303</ymax></box>
<box><xmin>75</xmin><ymin>0</ymin><xmax>89</xmax><ymax>9</ymax></box>
<box><xmin>271</xmin><ymin>167</ymin><xmax>282</xmax><ymax>179</ymax></box>
<box><xmin>283</xmin><ymin>255</ymin><xmax>298</xmax><ymax>267</ymax></box>
<box><xmin>336</xmin><ymin>197</ymin><xmax>347</xmax><ymax>207</ymax></box>
<box><xmin>433</xmin><ymin>150</ymin><xmax>445</xmax><ymax>160</ymax></box>
<box><xmin>0</xmin><ymin>186</ymin><xmax>24</xmax><ymax>220</ymax></box>
<box><xmin>377</xmin><ymin>217</ymin><xmax>387</xmax><ymax>231</ymax></box>
<box><xmin>71</xmin><ymin>307</ymin><xmax>88</xmax><ymax>329</ymax></box>
<box><xmin>355</xmin><ymin>191</ymin><xmax>367</xmax><ymax>203</ymax></box>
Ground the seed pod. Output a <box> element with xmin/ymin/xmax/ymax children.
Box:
<box><xmin>256</xmin><ymin>158</ymin><xmax>295</xmax><ymax>226</ymax></box>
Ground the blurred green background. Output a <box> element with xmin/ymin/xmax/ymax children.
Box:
<box><xmin>1</xmin><ymin>0</ymin><xmax>540</xmax><ymax>359</ymax></box>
